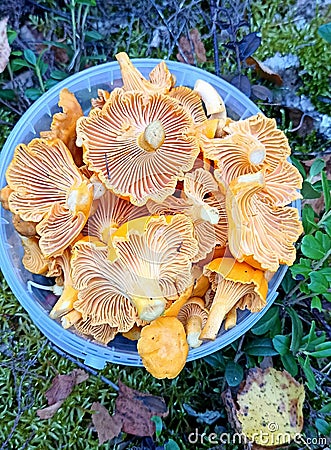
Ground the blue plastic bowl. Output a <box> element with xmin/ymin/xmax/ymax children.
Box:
<box><xmin>0</xmin><ymin>60</ymin><xmax>301</xmax><ymax>369</ymax></box>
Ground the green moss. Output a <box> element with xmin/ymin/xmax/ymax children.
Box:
<box><xmin>251</xmin><ymin>0</ymin><xmax>331</xmax><ymax>114</ymax></box>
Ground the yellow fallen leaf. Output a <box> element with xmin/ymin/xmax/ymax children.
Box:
<box><xmin>0</xmin><ymin>17</ymin><xmax>10</xmax><ymax>74</ymax></box>
<box><xmin>236</xmin><ymin>367</ymin><xmax>305</xmax><ymax>447</ymax></box>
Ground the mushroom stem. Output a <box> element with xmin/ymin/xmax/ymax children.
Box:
<box><xmin>248</xmin><ymin>145</ymin><xmax>266</xmax><ymax>165</ymax></box>
<box><xmin>61</xmin><ymin>309</ymin><xmax>82</xmax><ymax>329</ymax></box>
<box><xmin>200</xmin><ymin>279</ymin><xmax>252</xmax><ymax>340</ymax></box>
<box><xmin>138</xmin><ymin>120</ymin><xmax>165</xmax><ymax>152</ymax></box>
<box><xmin>129</xmin><ymin>277</ymin><xmax>167</xmax><ymax>321</ymax></box>
<box><xmin>224</xmin><ymin>307</ymin><xmax>237</xmax><ymax>330</ymax></box>
<box><xmin>27</xmin><ymin>280</ymin><xmax>64</xmax><ymax>296</ymax></box>
<box><xmin>67</xmin><ymin>179</ymin><xmax>93</xmax><ymax>216</ymax></box>
<box><xmin>50</xmin><ymin>285</ymin><xmax>79</xmax><ymax>319</ymax></box>
<box><xmin>186</xmin><ymin>315</ymin><xmax>203</xmax><ymax>348</ymax></box>
<box><xmin>130</xmin><ymin>295</ymin><xmax>166</xmax><ymax>322</ymax></box>
<box><xmin>191</xmin><ymin>203</ymin><xmax>219</xmax><ymax>224</ymax></box>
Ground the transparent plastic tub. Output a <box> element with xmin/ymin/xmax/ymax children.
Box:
<box><xmin>0</xmin><ymin>59</ymin><xmax>301</xmax><ymax>369</ymax></box>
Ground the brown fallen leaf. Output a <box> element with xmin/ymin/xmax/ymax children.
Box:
<box><xmin>115</xmin><ymin>381</ymin><xmax>168</xmax><ymax>437</ymax></box>
<box><xmin>36</xmin><ymin>401</ymin><xmax>65</xmax><ymax>420</ymax></box>
<box><xmin>246</xmin><ymin>56</ymin><xmax>283</xmax><ymax>86</ymax></box>
<box><xmin>91</xmin><ymin>402</ymin><xmax>123</xmax><ymax>445</ymax></box>
<box><xmin>177</xmin><ymin>29</ymin><xmax>206</xmax><ymax>65</ymax></box>
<box><xmin>37</xmin><ymin>369</ymin><xmax>89</xmax><ymax>419</ymax></box>
<box><xmin>0</xmin><ymin>17</ymin><xmax>10</xmax><ymax>74</ymax></box>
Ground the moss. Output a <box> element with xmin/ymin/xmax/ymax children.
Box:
<box><xmin>251</xmin><ymin>0</ymin><xmax>331</xmax><ymax>114</ymax></box>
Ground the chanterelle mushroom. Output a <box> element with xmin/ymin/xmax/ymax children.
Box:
<box><xmin>107</xmin><ymin>214</ymin><xmax>199</xmax><ymax>321</ymax></box>
<box><xmin>201</xmin><ymin>113</ymin><xmax>292</xmax><ymax>187</ymax></box>
<box><xmin>49</xmin><ymin>249</ymin><xmax>79</xmax><ymax>319</ymax></box>
<box><xmin>21</xmin><ymin>236</ymin><xmax>49</xmax><ymax>275</ymax></box>
<box><xmin>200</xmin><ymin>257</ymin><xmax>268</xmax><ymax>340</ymax></box>
<box><xmin>76</xmin><ymin>88</ymin><xmax>200</xmax><ymax>206</ymax></box>
<box><xmin>6</xmin><ymin>138</ymin><xmax>93</xmax><ymax>257</ymax></box>
<box><xmin>137</xmin><ymin>316</ymin><xmax>189</xmax><ymax>379</ymax></box>
<box><xmin>72</xmin><ymin>238</ymin><xmax>139</xmax><ymax>331</ymax></box>
<box><xmin>226</xmin><ymin>171</ymin><xmax>303</xmax><ymax>272</ymax></box>
<box><xmin>72</xmin><ymin>215</ymin><xmax>198</xmax><ymax>327</ymax></box>
<box><xmin>40</xmin><ymin>88</ymin><xmax>84</xmax><ymax>166</ymax></box>
<box><xmin>147</xmin><ymin>168</ymin><xmax>228</xmax><ymax>262</ymax></box>
<box><xmin>177</xmin><ymin>297</ymin><xmax>209</xmax><ymax>348</ymax></box>
<box><xmin>83</xmin><ymin>190</ymin><xmax>148</xmax><ymax>244</ymax></box>
<box><xmin>115</xmin><ymin>52</ymin><xmax>173</xmax><ymax>95</ymax></box>
<box><xmin>74</xmin><ymin>316</ymin><xmax>118</xmax><ymax>344</ymax></box>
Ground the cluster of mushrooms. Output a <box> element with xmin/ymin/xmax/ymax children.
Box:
<box><xmin>0</xmin><ymin>53</ymin><xmax>303</xmax><ymax>379</ymax></box>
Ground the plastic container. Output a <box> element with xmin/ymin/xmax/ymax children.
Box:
<box><xmin>0</xmin><ymin>59</ymin><xmax>301</xmax><ymax>369</ymax></box>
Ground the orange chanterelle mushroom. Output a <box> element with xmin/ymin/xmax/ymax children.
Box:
<box><xmin>40</xmin><ymin>88</ymin><xmax>84</xmax><ymax>166</ymax></box>
<box><xmin>76</xmin><ymin>87</ymin><xmax>200</xmax><ymax>206</ymax></box>
<box><xmin>6</xmin><ymin>138</ymin><xmax>94</xmax><ymax>257</ymax></box>
<box><xmin>226</xmin><ymin>172</ymin><xmax>303</xmax><ymax>272</ymax></box>
<box><xmin>147</xmin><ymin>168</ymin><xmax>228</xmax><ymax>262</ymax></box>
<box><xmin>137</xmin><ymin>316</ymin><xmax>189</xmax><ymax>379</ymax></box>
<box><xmin>200</xmin><ymin>257</ymin><xmax>268</xmax><ymax>340</ymax></box>
<box><xmin>201</xmin><ymin>113</ymin><xmax>292</xmax><ymax>187</ymax></box>
<box><xmin>71</xmin><ymin>215</ymin><xmax>198</xmax><ymax>339</ymax></box>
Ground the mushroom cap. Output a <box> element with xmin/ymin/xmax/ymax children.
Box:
<box><xmin>168</xmin><ymin>86</ymin><xmax>207</xmax><ymax>124</ymax></box>
<box><xmin>74</xmin><ymin>316</ymin><xmax>118</xmax><ymax>344</ymax></box>
<box><xmin>91</xmin><ymin>89</ymin><xmax>111</xmax><ymax>109</ymax></box>
<box><xmin>262</xmin><ymin>160</ymin><xmax>302</xmax><ymax>206</ymax></box>
<box><xmin>204</xmin><ymin>257</ymin><xmax>268</xmax><ymax>299</ymax></box>
<box><xmin>21</xmin><ymin>236</ymin><xmax>49</xmax><ymax>274</ymax></box>
<box><xmin>36</xmin><ymin>201</ymin><xmax>90</xmax><ymax>258</ymax></box>
<box><xmin>202</xmin><ymin>113</ymin><xmax>292</xmax><ymax>187</ymax></box>
<box><xmin>116</xmin><ymin>52</ymin><xmax>173</xmax><ymax>95</ymax></box>
<box><xmin>201</xmin><ymin>257</ymin><xmax>268</xmax><ymax>340</ymax></box>
<box><xmin>108</xmin><ymin>214</ymin><xmax>198</xmax><ymax>304</ymax></box>
<box><xmin>137</xmin><ymin>316</ymin><xmax>189</xmax><ymax>379</ymax></box>
<box><xmin>6</xmin><ymin>138</ymin><xmax>93</xmax><ymax>257</ymax></box>
<box><xmin>177</xmin><ymin>297</ymin><xmax>208</xmax><ymax>324</ymax></box>
<box><xmin>0</xmin><ymin>185</ymin><xmax>12</xmax><ymax>210</ymax></box>
<box><xmin>13</xmin><ymin>214</ymin><xmax>37</xmax><ymax>237</ymax></box>
<box><xmin>83</xmin><ymin>190</ymin><xmax>148</xmax><ymax>244</ymax></box>
<box><xmin>147</xmin><ymin>168</ymin><xmax>228</xmax><ymax>262</ymax></box>
<box><xmin>76</xmin><ymin>88</ymin><xmax>200</xmax><ymax>206</ymax></box>
<box><xmin>71</xmin><ymin>238</ymin><xmax>139</xmax><ymax>330</ymax></box>
<box><xmin>40</xmin><ymin>88</ymin><xmax>83</xmax><ymax>166</ymax></box>
<box><xmin>122</xmin><ymin>324</ymin><xmax>142</xmax><ymax>341</ymax></box>
<box><xmin>164</xmin><ymin>284</ymin><xmax>194</xmax><ymax>317</ymax></box>
<box><xmin>194</xmin><ymin>79</ymin><xmax>227</xmax><ymax>117</ymax></box>
<box><xmin>226</xmin><ymin>171</ymin><xmax>303</xmax><ymax>272</ymax></box>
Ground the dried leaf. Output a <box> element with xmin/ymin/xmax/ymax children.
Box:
<box><xmin>237</xmin><ymin>368</ymin><xmax>305</xmax><ymax>446</ymax></box>
<box><xmin>231</xmin><ymin>74</ymin><xmax>251</xmax><ymax>97</ymax></box>
<box><xmin>53</xmin><ymin>46</ymin><xmax>69</xmax><ymax>64</ymax></box>
<box><xmin>115</xmin><ymin>381</ymin><xmax>168</xmax><ymax>437</ymax></box>
<box><xmin>177</xmin><ymin>29</ymin><xmax>206</xmax><ymax>65</ymax></box>
<box><xmin>189</xmin><ymin>29</ymin><xmax>206</xmax><ymax>63</ymax></box>
<box><xmin>246</xmin><ymin>56</ymin><xmax>283</xmax><ymax>86</ymax></box>
<box><xmin>91</xmin><ymin>402</ymin><xmax>123</xmax><ymax>445</ymax></box>
<box><xmin>0</xmin><ymin>17</ymin><xmax>10</xmax><ymax>74</ymax></box>
<box><xmin>37</xmin><ymin>369</ymin><xmax>89</xmax><ymax>419</ymax></box>
<box><xmin>36</xmin><ymin>400</ymin><xmax>64</xmax><ymax>419</ymax></box>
